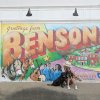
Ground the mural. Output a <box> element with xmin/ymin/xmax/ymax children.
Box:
<box><xmin>0</xmin><ymin>23</ymin><xmax>1</xmax><ymax>73</ymax></box>
<box><xmin>0</xmin><ymin>22</ymin><xmax>100</xmax><ymax>82</ymax></box>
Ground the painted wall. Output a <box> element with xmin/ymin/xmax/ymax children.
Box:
<box><xmin>0</xmin><ymin>1</ymin><xmax>100</xmax><ymax>81</ymax></box>
<box><xmin>0</xmin><ymin>22</ymin><xmax>100</xmax><ymax>82</ymax></box>
<box><xmin>0</xmin><ymin>8</ymin><xmax>100</xmax><ymax>21</ymax></box>
<box><xmin>0</xmin><ymin>0</ymin><xmax>100</xmax><ymax>7</ymax></box>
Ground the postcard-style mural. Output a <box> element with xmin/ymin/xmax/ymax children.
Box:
<box><xmin>0</xmin><ymin>22</ymin><xmax>100</xmax><ymax>81</ymax></box>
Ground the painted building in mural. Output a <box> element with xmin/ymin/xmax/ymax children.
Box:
<box><xmin>68</xmin><ymin>49</ymin><xmax>99</xmax><ymax>65</ymax></box>
<box><xmin>0</xmin><ymin>22</ymin><xmax>100</xmax><ymax>82</ymax></box>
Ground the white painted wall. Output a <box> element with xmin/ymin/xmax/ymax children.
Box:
<box><xmin>0</xmin><ymin>0</ymin><xmax>100</xmax><ymax>21</ymax></box>
<box><xmin>0</xmin><ymin>0</ymin><xmax>100</xmax><ymax>7</ymax></box>
<box><xmin>0</xmin><ymin>8</ymin><xmax>100</xmax><ymax>21</ymax></box>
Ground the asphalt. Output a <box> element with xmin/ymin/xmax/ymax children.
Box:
<box><xmin>0</xmin><ymin>82</ymin><xmax>100</xmax><ymax>100</ymax></box>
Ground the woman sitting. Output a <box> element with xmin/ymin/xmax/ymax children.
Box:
<box><xmin>49</xmin><ymin>65</ymin><xmax>81</xmax><ymax>89</ymax></box>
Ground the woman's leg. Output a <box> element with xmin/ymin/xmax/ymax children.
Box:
<box><xmin>71</xmin><ymin>78</ymin><xmax>78</xmax><ymax>89</ymax></box>
<box><xmin>67</xmin><ymin>78</ymin><xmax>71</xmax><ymax>89</ymax></box>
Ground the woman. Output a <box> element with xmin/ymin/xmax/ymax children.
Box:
<box><xmin>49</xmin><ymin>65</ymin><xmax>81</xmax><ymax>89</ymax></box>
<box><xmin>64</xmin><ymin>66</ymin><xmax>81</xmax><ymax>89</ymax></box>
<box><xmin>42</xmin><ymin>63</ymin><xmax>51</xmax><ymax>81</ymax></box>
<box><xmin>53</xmin><ymin>64</ymin><xmax>62</xmax><ymax>81</ymax></box>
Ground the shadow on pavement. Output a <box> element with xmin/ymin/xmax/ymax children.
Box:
<box><xmin>5</xmin><ymin>87</ymin><xmax>78</xmax><ymax>100</ymax></box>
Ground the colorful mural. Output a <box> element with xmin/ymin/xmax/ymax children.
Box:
<box><xmin>0</xmin><ymin>22</ymin><xmax>1</xmax><ymax>72</ymax></box>
<box><xmin>0</xmin><ymin>22</ymin><xmax>100</xmax><ymax>82</ymax></box>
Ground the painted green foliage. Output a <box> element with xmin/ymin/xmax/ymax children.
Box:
<box><xmin>65</xmin><ymin>45</ymin><xmax>100</xmax><ymax>71</ymax></box>
<box><xmin>33</xmin><ymin>50</ymin><xmax>62</xmax><ymax>67</ymax></box>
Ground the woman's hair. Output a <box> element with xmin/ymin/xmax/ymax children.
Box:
<box><xmin>44</xmin><ymin>64</ymin><xmax>47</xmax><ymax>66</ymax></box>
<box><xmin>48</xmin><ymin>62</ymin><xmax>51</xmax><ymax>65</ymax></box>
<box><xmin>64</xmin><ymin>65</ymin><xmax>70</xmax><ymax>71</ymax></box>
<box><xmin>55</xmin><ymin>64</ymin><xmax>62</xmax><ymax>71</ymax></box>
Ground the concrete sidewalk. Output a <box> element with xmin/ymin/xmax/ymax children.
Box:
<box><xmin>0</xmin><ymin>82</ymin><xmax>100</xmax><ymax>100</ymax></box>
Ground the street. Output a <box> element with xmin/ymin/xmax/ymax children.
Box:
<box><xmin>0</xmin><ymin>82</ymin><xmax>100</xmax><ymax>100</ymax></box>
